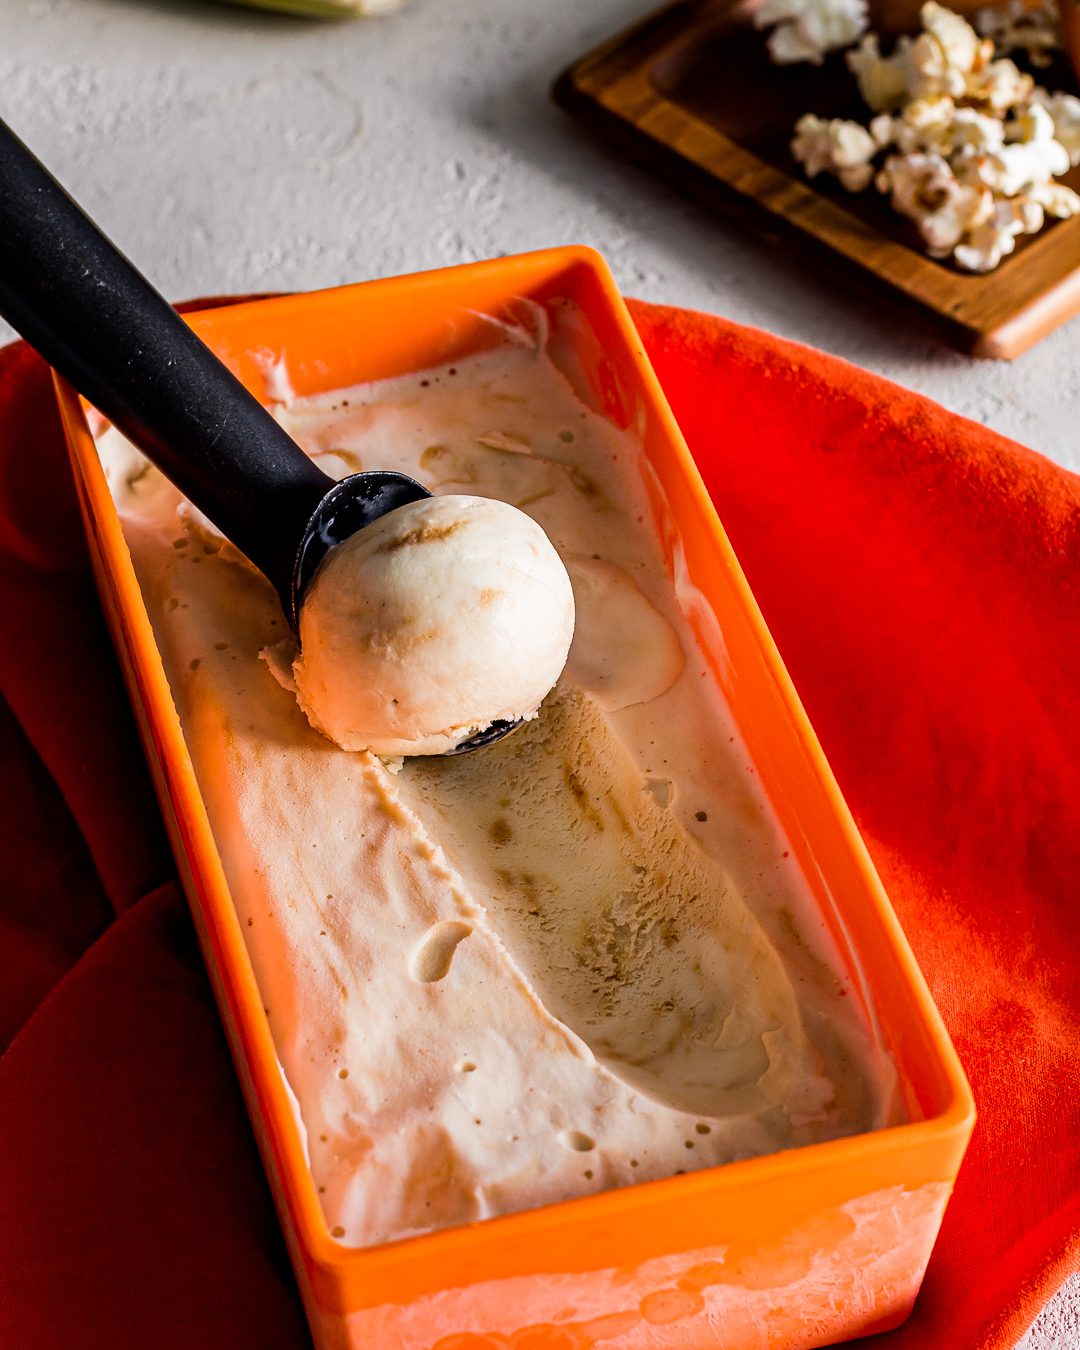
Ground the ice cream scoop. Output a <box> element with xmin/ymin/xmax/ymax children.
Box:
<box><xmin>0</xmin><ymin>117</ymin><xmax>564</xmax><ymax>754</ymax></box>
<box><xmin>292</xmin><ymin>494</ymin><xmax>575</xmax><ymax>756</ymax></box>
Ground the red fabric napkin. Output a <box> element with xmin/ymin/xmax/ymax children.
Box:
<box><xmin>0</xmin><ymin>298</ymin><xmax>1077</xmax><ymax>1350</ymax></box>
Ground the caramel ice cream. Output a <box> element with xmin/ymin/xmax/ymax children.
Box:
<box><xmin>289</xmin><ymin>493</ymin><xmax>575</xmax><ymax>756</ymax></box>
<box><xmin>96</xmin><ymin>304</ymin><xmax>899</xmax><ymax>1249</ymax></box>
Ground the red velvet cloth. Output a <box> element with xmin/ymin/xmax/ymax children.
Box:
<box><xmin>0</xmin><ymin>299</ymin><xmax>1077</xmax><ymax>1350</ymax></box>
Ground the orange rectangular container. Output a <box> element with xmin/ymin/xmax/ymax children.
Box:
<box><xmin>54</xmin><ymin>246</ymin><xmax>974</xmax><ymax>1350</ymax></box>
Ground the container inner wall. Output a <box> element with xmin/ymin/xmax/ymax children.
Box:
<box><xmin>94</xmin><ymin>291</ymin><xmax>904</xmax><ymax>1253</ymax></box>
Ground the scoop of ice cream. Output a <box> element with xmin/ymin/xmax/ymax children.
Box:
<box><xmin>291</xmin><ymin>494</ymin><xmax>575</xmax><ymax>756</ymax></box>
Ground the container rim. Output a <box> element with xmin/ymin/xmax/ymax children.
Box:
<box><xmin>52</xmin><ymin>244</ymin><xmax>975</xmax><ymax>1280</ymax></box>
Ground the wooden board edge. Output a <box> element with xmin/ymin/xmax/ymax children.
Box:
<box><xmin>552</xmin><ymin>2</ymin><xmax>1080</xmax><ymax>360</ymax></box>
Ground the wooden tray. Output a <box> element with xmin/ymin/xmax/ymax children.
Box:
<box><xmin>553</xmin><ymin>0</ymin><xmax>1080</xmax><ymax>358</ymax></box>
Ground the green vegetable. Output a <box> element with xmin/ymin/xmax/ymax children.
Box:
<box><xmin>217</xmin><ymin>0</ymin><xmax>401</xmax><ymax>17</ymax></box>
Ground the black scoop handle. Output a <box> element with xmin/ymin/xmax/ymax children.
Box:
<box><xmin>0</xmin><ymin>118</ymin><xmax>332</xmax><ymax>598</ymax></box>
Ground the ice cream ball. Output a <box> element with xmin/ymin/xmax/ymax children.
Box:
<box><xmin>291</xmin><ymin>494</ymin><xmax>575</xmax><ymax>756</ymax></box>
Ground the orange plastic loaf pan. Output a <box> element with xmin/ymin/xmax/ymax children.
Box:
<box><xmin>54</xmin><ymin>247</ymin><xmax>974</xmax><ymax>1350</ymax></box>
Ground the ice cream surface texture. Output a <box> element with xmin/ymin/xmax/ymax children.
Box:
<box><xmin>290</xmin><ymin>493</ymin><xmax>575</xmax><ymax>756</ymax></box>
<box><xmin>96</xmin><ymin>303</ymin><xmax>899</xmax><ymax>1249</ymax></box>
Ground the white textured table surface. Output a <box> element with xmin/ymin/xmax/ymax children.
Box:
<box><xmin>6</xmin><ymin>1</ymin><xmax>1077</xmax><ymax>1345</ymax></box>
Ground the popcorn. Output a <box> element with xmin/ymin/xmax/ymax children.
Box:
<box><xmin>1028</xmin><ymin>179</ymin><xmax>1080</xmax><ymax>217</ymax></box>
<box><xmin>886</xmin><ymin>97</ymin><xmax>1005</xmax><ymax>155</ymax></box>
<box><xmin>953</xmin><ymin>196</ymin><xmax>1045</xmax><ymax>270</ymax></box>
<box><xmin>992</xmin><ymin>140</ymin><xmax>1070</xmax><ymax>195</ymax></box>
<box><xmin>906</xmin><ymin>33</ymin><xmax>969</xmax><ymax>100</ymax></box>
<box><xmin>848</xmin><ymin>34</ymin><xmax>912</xmax><ymax>111</ymax></box>
<box><xmin>877</xmin><ymin>152</ymin><xmax>992</xmax><ymax>253</ymax></box>
<box><xmin>791</xmin><ymin>114</ymin><xmax>879</xmax><ymax>189</ymax></box>
<box><xmin>1005</xmin><ymin>100</ymin><xmax>1058</xmax><ymax>145</ymax></box>
<box><xmin>1031</xmin><ymin>90</ymin><xmax>1080</xmax><ymax>165</ymax></box>
<box><xmin>782</xmin><ymin>0</ymin><xmax>1080</xmax><ymax>273</ymax></box>
<box><xmin>754</xmin><ymin>0</ymin><xmax>868</xmax><ymax>64</ymax></box>
<box><xmin>953</xmin><ymin>221</ymin><xmax>1019</xmax><ymax>271</ymax></box>
<box><xmin>848</xmin><ymin>4</ymin><xmax>996</xmax><ymax>110</ymax></box>
<box><xmin>946</xmin><ymin>106</ymin><xmax>1007</xmax><ymax>153</ymax></box>
<box><xmin>966</xmin><ymin>57</ymin><xmax>1034</xmax><ymax>114</ymax></box>
<box><xmin>975</xmin><ymin>0</ymin><xmax>1062</xmax><ymax>67</ymax></box>
<box><xmin>996</xmin><ymin>195</ymin><xmax>1047</xmax><ymax>234</ymax></box>
<box><xmin>916</xmin><ymin>2</ymin><xmax>994</xmax><ymax>93</ymax></box>
<box><xmin>869</xmin><ymin>112</ymin><xmax>896</xmax><ymax>146</ymax></box>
